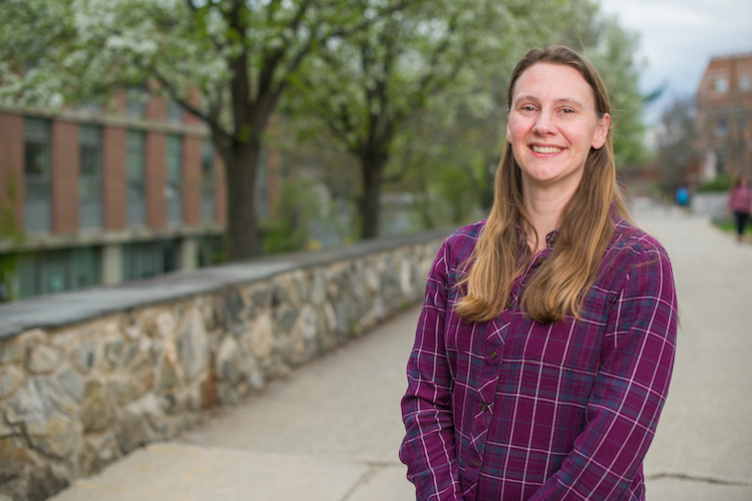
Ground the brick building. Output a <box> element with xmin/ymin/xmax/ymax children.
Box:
<box><xmin>695</xmin><ymin>52</ymin><xmax>752</xmax><ymax>180</ymax></box>
<box><xmin>0</xmin><ymin>89</ymin><xmax>279</xmax><ymax>301</ymax></box>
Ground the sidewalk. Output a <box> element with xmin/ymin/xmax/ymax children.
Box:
<box><xmin>48</xmin><ymin>207</ymin><xmax>752</xmax><ymax>501</ymax></box>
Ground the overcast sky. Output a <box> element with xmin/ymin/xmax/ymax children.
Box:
<box><xmin>599</xmin><ymin>0</ymin><xmax>752</xmax><ymax>123</ymax></box>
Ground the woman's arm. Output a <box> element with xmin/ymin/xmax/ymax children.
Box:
<box><xmin>529</xmin><ymin>242</ymin><xmax>679</xmax><ymax>500</ymax></box>
<box><xmin>400</xmin><ymin>241</ymin><xmax>463</xmax><ymax>500</ymax></box>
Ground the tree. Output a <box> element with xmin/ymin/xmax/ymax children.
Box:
<box><xmin>654</xmin><ymin>96</ymin><xmax>699</xmax><ymax>192</ymax></box>
<box><xmin>286</xmin><ymin>0</ymin><xmax>650</xmax><ymax>238</ymax></box>
<box><xmin>0</xmin><ymin>0</ymin><xmax>409</xmax><ymax>260</ymax></box>
<box><xmin>288</xmin><ymin>0</ymin><xmax>568</xmax><ymax>238</ymax></box>
<box><xmin>404</xmin><ymin>1</ymin><xmax>650</xmax><ymax>220</ymax></box>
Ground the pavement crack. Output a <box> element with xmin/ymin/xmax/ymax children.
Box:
<box><xmin>338</xmin><ymin>463</ymin><xmax>384</xmax><ymax>501</ymax></box>
<box><xmin>647</xmin><ymin>472</ymin><xmax>752</xmax><ymax>487</ymax></box>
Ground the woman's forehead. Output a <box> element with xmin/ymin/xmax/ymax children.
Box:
<box><xmin>511</xmin><ymin>63</ymin><xmax>596</xmax><ymax>107</ymax></box>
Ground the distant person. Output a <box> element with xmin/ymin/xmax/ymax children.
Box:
<box><xmin>675</xmin><ymin>185</ymin><xmax>689</xmax><ymax>208</ymax></box>
<box><xmin>727</xmin><ymin>177</ymin><xmax>752</xmax><ymax>243</ymax></box>
<box><xmin>400</xmin><ymin>45</ymin><xmax>679</xmax><ymax>500</ymax></box>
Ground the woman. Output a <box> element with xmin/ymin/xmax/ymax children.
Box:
<box><xmin>727</xmin><ymin>177</ymin><xmax>752</xmax><ymax>242</ymax></box>
<box><xmin>399</xmin><ymin>45</ymin><xmax>678</xmax><ymax>501</ymax></box>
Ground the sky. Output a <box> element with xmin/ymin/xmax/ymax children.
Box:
<box><xmin>599</xmin><ymin>0</ymin><xmax>752</xmax><ymax>124</ymax></box>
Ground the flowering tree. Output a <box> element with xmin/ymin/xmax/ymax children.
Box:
<box><xmin>0</xmin><ymin>0</ymin><xmax>410</xmax><ymax>260</ymax></box>
<box><xmin>287</xmin><ymin>0</ymin><xmax>640</xmax><ymax>238</ymax></box>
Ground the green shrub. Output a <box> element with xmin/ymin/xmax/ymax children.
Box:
<box><xmin>697</xmin><ymin>175</ymin><xmax>734</xmax><ymax>193</ymax></box>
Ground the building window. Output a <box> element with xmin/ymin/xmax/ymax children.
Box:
<box><xmin>17</xmin><ymin>247</ymin><xmax>101</xmax><ymax>298</ymax></box>
<box><xmin>166</xmin><ymin>134</ymin><xmax>183</xmax><ymax>225</ymax></box>
<box><xmin>122</xmin><ymin>239</ymin><xmax>179</xmax><ymax>281</ymax></box>
<box><xmin>24</xmin><ymin>118</ymin><xmax>52</xmax><ymax>233</ymax></box>
<box><xmin>717</xmin><ymin>118</ymin><xmax>727</xmax><ymax>136</ymax></box>
<box><xmin>716</xmin><ymin>148</ymin><xmax>727</xmax><ymax>174</ymax></box>
<box><xmin>199</xmin><ymin>235</ymin><xmax>225</xmax><ymax>267</ymax></box>
<box><xmin>127</xmin><ymin>131</ymin><xmax>146</xmax><ymax>227</ymax></box>
<box><xmin>79</xmin><ymin>125</ymin><xmax>102</xmax><ymax>229</ymax></box>
<box><xmin>714</xmin><ymin>77</ymin><xmax>729</xmax><ymax>94</ymax></box>
<box><xmin>167</xmin><ymin>99</ymin><xmax>183</xmax><ymax>122</ymax></box>
<box><xmin>741</xmin><ymin>75</ymin><xmax>752</xmax><ymax>92</ymax></box>
<box><xmin>201</xmin><ymin>141</ymin><xmax>215</xmax><ymax>223</ymax></box>
<box><xmin>126</xmin><ymin>88</ymin><xmax>147</xmax><ymax>118</ymax></box>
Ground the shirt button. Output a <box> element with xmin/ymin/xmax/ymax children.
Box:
<box><xmin>481</xmin><ymin>403</ymin><xmax>489</xmax><ymax>412</ymax></box>
<box><xmin>471</xmin><ymin>459</ymin><xmax>478</xmax><ymax>467</ymax></box>
<box><xmin>490</xmin><ymin>351</ymin><xmax>497</xmax><ymax>360</ymax></box>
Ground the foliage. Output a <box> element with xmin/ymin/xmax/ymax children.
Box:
<box><xmin>288</xmin><ymin>0</ymin><xmax>594</xmax><ymax>237</ymax></box>
<box><xmin>261</xmin><ymin>176</ymin><xmax>323</xmax><ymax>253</ymax></box>
<box><xmin>584</xmin><ymin>15</ymin><xmax>648</xmax><ymax>167</ymax></box>
<box><xmin>0</xmin><ymin>0</ymin><xmax>413</xmax><ymax>260</ymax></box>
<box><xmin>1</xmin><ymin>0</ymin><xmax>649</xmax><ymax>251</ymax></box>
<box><xmin>697</xmin><ymin>174</ymin><xmax>734</xmax><ymax>193</ymax></box>
<box><xmin>375</xmin><ymin>0</ymin><xmax>650</xmax><ymax>225</ymax></box>
<box><xmin>713</xmin><ymin>219</ymin><xmax>752</xmax><ymax>235</ymax></box>
<box><xmin>0</xmin><ymin>168</ymin><xmax>24</xmax><ymax>302</ymax></box>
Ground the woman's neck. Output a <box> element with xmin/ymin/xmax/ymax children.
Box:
<box><xmin>523</xmin><ymin>185</ymin><xmax>575</xmax><ymax>253</ymax></box>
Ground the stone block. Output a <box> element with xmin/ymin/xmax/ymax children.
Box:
<box><xmin>28</xmin><ymin>345</ymin><xmax>61</xmax><ymax>374</ymax></box>
<box><xmin>71</xmin><ymin>340</ymin><xmax>98</xmax><ymax>374</ymax></box>
<box><xmin>180</xmin><ymin>309</ymin><xmax>209</xmax><ymax>381</ymax></box>
<box><xmin>0</xmin><ymin>342</ymin><xmax>25</xmax><ymax>366</ymax></box>
<box><xmin>26</xmin><ymin>410</ymin><xmax>81</xmax><ymax>459</ymax></box>
<box><xmin>81</xmin><ymin>432</ymin><xmax>121</xmax><ymax>476</ymax></box>
<box><xmin>216</xmin><ymin>336</ymin><xmax>242</xmax><ymax>384</ymax></box>
<box><xmin>104</xmin><ymin>338</ymin><xmax>125</xmax><ymax>370</ymax></box>
<box><xmin>0</xmin><ymin>436</ymin><xmax>30</xmax><ymax>483</ymax></box>
<box><xmin>59</xmin><ymin>368</ymin><xmax>84</xmax><ymax>401</ymax></box>
<box><xmin>153</xmin><ymin>311</ymin><xmax>177</xmax><ymax>339</ymax></box>
<box><xmin>0</xmin><ymin>365</ymin><xmax>24</xmax><ymax>401</ymax></box>
<box><xmin>249</xmin><ymin>314</ymin><xmax>273</xmax><ymax>359</ymax></box>
<box><xmin>81</xmin><ymin>381</ymin><xmax>117</xmax><ymax>434</ymax></box>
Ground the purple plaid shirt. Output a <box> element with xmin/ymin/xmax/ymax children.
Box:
<box><xmin>400</xmin><ymin>216</ymin><xmax>678</xmax><ymax>501</ymax></box>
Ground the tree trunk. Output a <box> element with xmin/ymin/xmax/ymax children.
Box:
<box><xmin>222</xmin><ymin>138</ymin><xmax>262</xmax><ymax>261</ymax></box>
<box><xmin>359</xmin><ymin>150</ymin><xmax>388</xmax><ymax>240</ymax></box>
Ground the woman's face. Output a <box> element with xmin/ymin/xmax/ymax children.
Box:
<box><xmin>507</xmin><ymin>63</ymin><xmax>610</xmax><ymax>195</ymax></box>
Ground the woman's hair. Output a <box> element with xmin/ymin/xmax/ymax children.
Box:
<box><xmin>454</xmin><ymin>44</ymin><xmax>630</xmax><ymax>324</ymax></box>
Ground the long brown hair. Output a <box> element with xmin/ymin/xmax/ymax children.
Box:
<box><xmin>455</xmin><ymin>45</ymin><xmax>630</xmax><ymax>324</ymax></box>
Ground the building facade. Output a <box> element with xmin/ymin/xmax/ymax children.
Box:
<box><xmin>0</xmin><ymin>90</ymin><xmax>233</xmax><ymax>301</ymax></box>
<box><xmin>695</xmin><ymin>52</ymin><xmax>752</xmax><ymax>180</ymax></box>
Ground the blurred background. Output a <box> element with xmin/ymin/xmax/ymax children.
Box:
<box><xmin>0</xmin><ymin>0</ymin><xmax>750</xmax><ymax>302</ymax></box>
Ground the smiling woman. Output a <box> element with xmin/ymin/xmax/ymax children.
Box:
<box><xmin>399</xmin><ymin>45</ymin><xmax>679</xmax><ymax>501</ymax></box>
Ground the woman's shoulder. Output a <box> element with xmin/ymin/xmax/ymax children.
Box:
<box><xmin>608</xmin><ymin>216</ymin><xmax>671</xmax><ymax>263</ymax></box>
<box><xmin>440</xmin><ymin>220</ymin><xmax>486</xmax><ymax>261</ymax></box>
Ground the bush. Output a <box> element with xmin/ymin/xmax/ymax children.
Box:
<box><xmin>697</xmin><ymin>175</ymin><xmax>734</xmax><ymax>193</ymax></box>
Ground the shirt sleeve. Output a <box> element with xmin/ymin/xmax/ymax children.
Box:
<box><xmin>529</xmin><ymin>242</ymin><xmax>679</xmax><ymax>500</ymax></box>
<box><xmin>399</xmin><ymin>240</ymin><xmax>464</xmax><ymax>500</ymax></box>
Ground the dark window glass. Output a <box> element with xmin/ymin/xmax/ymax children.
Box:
<box><xmin>24</xmin><ymin>118</ymin><xmax>51</xmax><ymax>232</ymax></box>
<box><xmin>201</xmin><ymin>141</ymin><xmax>215</xmax><ymax>223</ymax></box>
<box><xmin>80</xmin><ymin>125</ymin><xmax>102</xmax><ymax>229</ymax></box>
<box><xmin>127</xmin><ymin>131</ymin><xmax>146</xmax><ymax>227</ymax></box>
<box><xmin>166</xmin><ymin>135</ymin><xmax>183</xmax><ymax>225</ymax></box>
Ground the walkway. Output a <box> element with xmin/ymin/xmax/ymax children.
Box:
<box><xmin>49</xmin><ymin>207</ymin><xmax>752</xmax><ymax>500</ymax></box>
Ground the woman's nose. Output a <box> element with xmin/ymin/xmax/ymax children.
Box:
<box><xmin>532</xmin><ymin>111</ymin><xmax>555</xmax><ymax>135</ymax></box>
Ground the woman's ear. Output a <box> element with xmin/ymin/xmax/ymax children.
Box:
<box><xmin>591</xmin><ymin>113</ymin><xmax>610</xmax><ymax>150</ymax></box>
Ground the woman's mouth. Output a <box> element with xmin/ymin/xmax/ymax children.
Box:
<box><xmin>531</xmin><ymin>145</ymin><xmax>563</xmax><ymax>154</ymax></box>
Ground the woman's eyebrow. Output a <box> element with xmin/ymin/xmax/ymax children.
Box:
<box><xmin>512</xmin><ymin>95</ymin><xmax>587</xmax><ymax>108</ymax></box>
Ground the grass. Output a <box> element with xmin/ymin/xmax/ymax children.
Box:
<box><xmin>713</xmin><ymin>220</ymin><xmax>752</xmax><ymax>236</ymax></box>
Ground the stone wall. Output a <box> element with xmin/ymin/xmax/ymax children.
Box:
<box><xmin>0</xmin><ymin>231</ymin><xmax>446</xmax><ymax>501</ymax></box>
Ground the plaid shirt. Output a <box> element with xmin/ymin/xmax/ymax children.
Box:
<box><xmin>400</xmin><ymin>216</ymin><xmax>678</xmax><ymax>501</ymax></box>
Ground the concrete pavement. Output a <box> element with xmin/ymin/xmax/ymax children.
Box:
<box><xmin>48</xmin><ymin>207</ymin><xmax>752</xmax><ymax>500</ymax></box>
